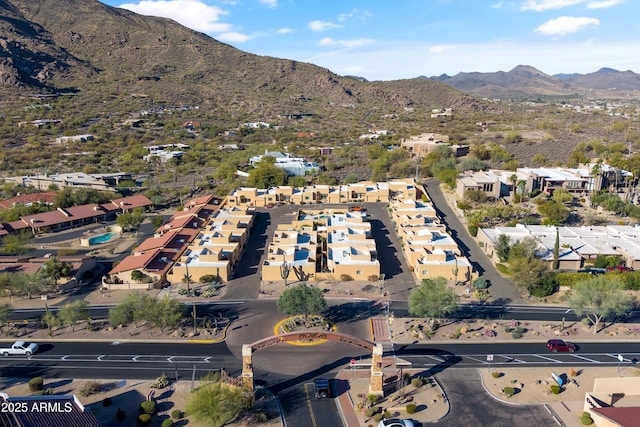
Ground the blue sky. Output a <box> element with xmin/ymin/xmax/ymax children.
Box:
<box><xmin>99</xmin><ymin>0</ymin><xmax>639</xmax><ymax>81</ymax></box>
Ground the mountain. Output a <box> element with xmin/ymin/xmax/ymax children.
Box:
<box><xmin>429</xmin><ymin>65</ymin><xmax>640</xmax><ymax>98</ymax></box>
<box><xmin>568</xmin><ymin>68</ymin><xmax>640</xmax><ymax>91</ymax></box>
<box><xmin>0</xmin><ymin>0</ymin><xmax>483</xmax><ymax>116</ymax></box>
<box><xmin>428</xmin><ymin>65</ymin><xmax>577</xmax><ymax>98</ymax></box>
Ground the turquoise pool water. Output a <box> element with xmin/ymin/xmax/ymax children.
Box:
<box><xmin>88</xmin><ymin>232</ymin><xmax>116</xmax><ymax>245</ymax></box>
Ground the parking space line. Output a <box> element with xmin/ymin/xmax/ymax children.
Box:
<box><xmin>532</xmin><ymin>354</ymin><xmax>563</xmax><ymax>363</ymax></box>
<box><xmin>570</xmin><ymin>354</ymin><xmax>601</xmax><ymax>363</ymax></box>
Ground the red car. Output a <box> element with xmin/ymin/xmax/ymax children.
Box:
<box><xmin>546</xmin><ymin>339</ymin><xmax>576</xmax><ymax>353</ymax></box>
<box><xmin>606</xmin><ymin>265</ymin><xmax>634</xmax><ymax>272</ymax></box>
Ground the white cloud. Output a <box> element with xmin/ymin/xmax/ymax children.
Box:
<box><xmin>521</xmin><ymin>0</ymin><xmax>585</xmax><ymax>11</ymax></box>
<box><xmin>587</xmin><ymin>0</ymin><xmax>624</xmax><ymax>9</ymax></box>
<box><xmin>337</xmin><ymin>9</ymin><xmax>372</xmax><ymax>22</ymax></box>
<box><xmin>429</xmin><ymin>45</ymin><xmax>447</xmax><ymax>54</ymax></box>
<box><xmin>217</xmin><ymin>32</ymin><xmax>252</xmax><ymax>42</ymax></box>
<box><xmin>491</xmin><ymin>1</ymin><xmax>505</xmax><ymax>8</ymax></box>
<box><xmin>276</xmin><ymin>27</ymin><xmax>294</xmax><ymax>34</ymax></box>
<box><xmin>259</xmin><ymin>0</ymin><xmax>278</xmax><ymax>8</ymax></box>
<box><xmin>318</xmin><ymin>37</ymin><xmax>374</xmax><ymax>48</ymax></box>
<box><xmin>308</xmin><ymin>20</ymin><xmax>341</xmax><ymax>31</ymax></box>
<box><xmin>534</xmin><ymin>16</ymin><xmax>599</xmax><ymax>35</ymax></box>
<box><xmin>118</xmin><ymin>0</ymin><xmax>230</xmax><ymax>33</ymax></box>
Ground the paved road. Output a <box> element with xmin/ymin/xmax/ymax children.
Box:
<box><xmin>363</xmin><ymin>202</ymin><xmax>417</xmax><ymax>300</ymax></box>
<box><xmin>422</xmin><ymin>180</ymin><xmax>525</xmax><ymax>304</ymax></box>
<box><xmin>435</xmin><ymin>369</ymin><xmax>560</xmax><ymax>427</ymax></box>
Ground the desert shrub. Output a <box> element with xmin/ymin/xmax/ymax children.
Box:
<box><xmin>406</xmin><ymin>403</ymin><xmax>417</xmax><ymax>414</ymax></box>
<box><xmin>467</xmin><ymin>224</ymin><xmax>478</xmax><ymax>237</ymax></box>
<box><xmin>411</xmin><ymin>378</ymin><xmax>424</xmax><ymax>387</ymax></box>
<box><xmin>581</xmin><ymin>412</ymin><xmax>594</xmax><ymax>425</ymax></box>
<box><xmin>171</xmin><ymin>409</ymin><xmax>183</xmax><ymax>420</ymax></box>
<box><xmin>364</xmin><ymin>408</ymin><xmax>377</xmax><ymax>418</ymax></box>
<box><xmin>367</xmin><ymin>274</ymin><xmax>380</xmax><ymax>282</ymax></box>
<box><xmin>151</xmin><ymin>373</ymin><xmax>170</xmax><ymax>389</ymax></box>
<box><xmin>137</xmin><ymin>414</ymin><xmax>151</xmax><ymax>426</ymax></box>
<box><xmin>161</xmin><ymin>420</ymin><xmax>173</xmax><ymax>427</ymax></box>
<box><xmin>80</xmin><ymin>381</ymin><xmax>102</xmax><ymax>397</ymax></box>
<box><xmin>373</xmin><ymin>413</ymin><xmax>384</xmax><ymax>422</ymax></box>
<box><xmin>28</xmin><ymin>377</ymin><xmax>44</xmax><ymax>392</ymax></box>
<box><xmin>473</xmin><ymin>277</ymin><xmax>489</xmax><ymax>289</ymax></box>
<box><xmin>529</xmin><ymin>272</ymin><xmax>558</xmax><ymax>297</ymax></box>
<box><xmin>581</xmin><ymin>317</ymin><xmax>592</xmax><ymax>326</ymax></box>
<box><xmin>491</xmin><ymin>372</ymin><xmax>502</xmax><ymax>378</ymax></box>
<box><xmin>511</xmin><ymin>330</ymin><xmax>523</xmax><ymax>339</ymax></box>
<box><xmin>140</xmin><ymin>400</ymin><xmax>157</xmax><ymax>414</ymax></box>
<box><xmin>340</xmin><ymin>274</ymin><xmax>354</xmax><ymax>281</ymax></box>
<box><xmin>199</xmin><ymin>274</ymin><xmax>222</xmax><ymax>284</ymax></box>
<box><xmin>383</xmin><ymin>410</ymin><xmax>391</xmax><ymax>419</ymax></box>
<box><xmin>457</xmin><ymin>200</ymin><xmax>471</xmax><ymax>210</ymax></box>
<box><xmin>550</xmin><ymin>385</ymin><xmax>562</xmax><ymax>394</ymax></box>
<box><xmin>102</xmin><ymin>397</ymin><xmax>112</xmax><ymax>407</ymax></box>
<box><xmin>495</xmin><ymin>263</ymin><xmax>508</xmax><ymax>274</ymax></box>
<box><xmin>502</xmin><ymin>387</ymin><xmax>515</xmax><ymax>396</ymax></box>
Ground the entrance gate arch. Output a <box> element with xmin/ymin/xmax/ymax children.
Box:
<box><xmin>242</xmin><ymin>331</ymin><xmax>384</xmax><ymax>396</ymax></box>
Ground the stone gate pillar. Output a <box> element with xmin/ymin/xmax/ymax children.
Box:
<box><xmin>242</xmin><ymin>344</ymin><xmax>254</xmax><ymax>394</ymax></box>
<box><xmin>369</xmin><ymin>343</ymin><xmax>384</xmax><ymax>396</ymax></box>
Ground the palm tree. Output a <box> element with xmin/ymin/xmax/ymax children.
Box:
<box><xmin>509</xmin><ymin>174</ymin><xmax>518</xmax><ymax>201</ymax></box>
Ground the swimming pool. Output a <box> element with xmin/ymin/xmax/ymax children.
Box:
<box><xmin>88</xmin><ymin>232</ymin><xmax>117</xmax><ymax>245</ymax></box>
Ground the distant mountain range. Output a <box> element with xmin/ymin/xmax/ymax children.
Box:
<box><xmin>0</xmin><ymin>0</ymin><xmax>487</xmax><ymax>117</ymax></box>
<box><xmin>1</xmin><ymin>0</ymin><xmax>637</xmax><ymax>118</ymax></box>
<box><xmin>427</xmin><ymin>65</ymin><xmax>640</xmax><ymax>98</ymax></box>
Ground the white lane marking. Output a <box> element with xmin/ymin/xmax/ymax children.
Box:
<box><xmin>570</xmin><ymin>354</ymin><xmax>601</xmax><ymax>363</ymax></box>
<box><xmin>532</xmin><ymin>354</ymin><xmax>563</xmax><ymax>363</ymax></box>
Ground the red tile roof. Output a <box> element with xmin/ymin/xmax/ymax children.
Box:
<box><xmin>592</xmin><ymin>406</ymin><xmax>640</xmax><ymax>426</ymax></box>
<box><xmin>110</xmin><ymin>248</ymin><xmax>161</xmax><ymax>274</ymax></box>
<box><xmin>109</xmin><ymin>194</ymin><xmax>153</xmax><ymax>211</ymax></box>
<box><xmin>0</xmin><ymin>192</ymin><xmax>57</xmax><ymax>210</ymax></box>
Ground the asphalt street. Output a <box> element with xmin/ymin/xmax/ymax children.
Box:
<box><xmin>422</xmin><ymin>179</ymin><xmax>526</xmax><ymax>304</ymax></box>
<box><xmin>435</xmin><ymin>369</ymin><xmax>560</xmax><ymax>427</ymax></box>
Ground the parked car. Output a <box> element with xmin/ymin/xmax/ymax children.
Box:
<box><xmin>378</xmin><ymin>419</ymin><xmax>415</xmax><ymax>427</ymax></box>
<box><xmin>606</xmin><ymin>265</ymin><xmax>634</xmax><ymax>272</ymax></box>
<box><xmin>577</xmin><ymin>267</ymin><xmax>606</xmax><ymax>275</ymax></box>
<box><xmin>546</xmin><ymin>339</ymin><xmax>576</xmax><ymax>353</ymax></box>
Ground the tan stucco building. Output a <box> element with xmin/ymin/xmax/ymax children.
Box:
<box><xmin>391</xmin><ymin>199</ymin><xmax>476</xmax><ymax>284</ymax></box>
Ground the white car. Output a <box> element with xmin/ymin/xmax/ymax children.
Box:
<box><xmin>378</xmin><ymin>419</ymin><xmax>415</xmax><ymax>427</ymax></box>
<box><xmin>1</xmin><ymin>341</ymin><xmax>39</xmax><ymax>356</ymax></box>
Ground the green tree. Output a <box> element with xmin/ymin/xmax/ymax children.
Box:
<box><xmin>109</xmin><ymin>291</ymin><xmax>153</xmax><ymax>328</ymax></box>
<box><xmin>538</xmin><ymin>201</ymin><xmax>570</xmax><ymax>225</ymax></box>
<box><xmin>276</xmin><ymin>284</ymin><xmax>327</xmax><ymax>327</ymax></box>
<box><xmin>0</xmin><ymin>231</ymin><xmax>32</xmax><ymax>255</ymax></box>
<box><xmin>117</xmin><ymin>208</ymin><xmax>144</xmax><ymax>232</ymax></box>
<box><xmin>408</xmin><ymin>277</ymin><xmax>458</xmax><ymax>332</ymax></box>
<box><xmin>42</xmin><ymin>256</ymin><xmax>73</xmax><ymax>286</ymax></box>
<box><xmin>496</xmin><ymin>234</ymin><xmax>511</xmax><ymax>263</ymax></box>
<box><xmin>567</xmin><ymin>276</ymin><xmax>635</xmax><ymax>334</ymax></box>
<box><xmin>248</xmin><ymin>158</ymin><xmax>287</xmax><ymax>188</ymax></box>
<box><xmin>0</xmin><ymin>304</ymin><xmax>12</xmax><ymax>333</ymax></box>
<box><xmin>508</xmin><ymin>237</ymin><xmax>548</xmax><ymax>291</ymax></box>
<box><xmin>58</xmin><ymin>300</ymin><xmax>89</xmax><ymax>332</ymax></box>
<box><xmin>553</xmin><ymin>228</ymin><xmax>560</xmax><ymax>270</ymax></box>
<box><xmin>186</xmin><ymin>377</ymin><xmax>243</xmax><ymax>427</ymax></box>
<box><xmin>551</xmin><ymin>188</ymin><xmax>572</xmax><ymax>205</ymax></box>
<box><xmin>149</xmin><ymin>297</ymin><xmax>185</xmax><ymax>332</ymax></box>
<box><xmin>130</xmin><ymin>270</ymin><xmax>145</xmax><ymax>282</ymax></box>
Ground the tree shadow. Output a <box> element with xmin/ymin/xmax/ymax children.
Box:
<box><xmin>325</xmin><ymin>301</ymin><xmax>381</xmax><ymax>324</ymax></box>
